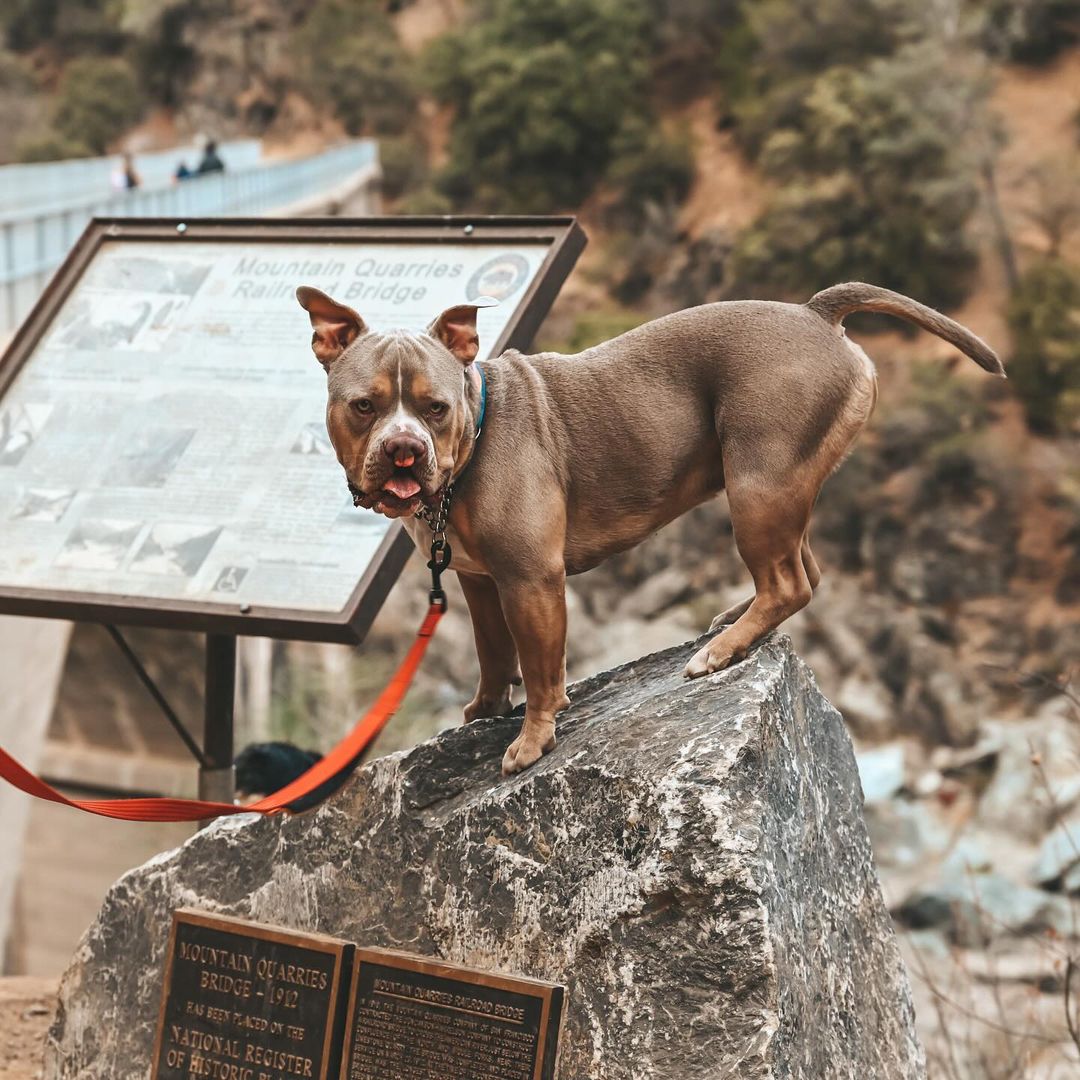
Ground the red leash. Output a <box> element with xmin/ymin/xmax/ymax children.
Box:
<box><xmin>0</xmin><ymin>602</ymin><xmax>444</xmax><ymax>822</ymax></box>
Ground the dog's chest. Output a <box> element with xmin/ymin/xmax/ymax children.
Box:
<box><xmin>403</xmin><ymin>519</ymin><xmax>489</xmax><ymax>576</ymax></box>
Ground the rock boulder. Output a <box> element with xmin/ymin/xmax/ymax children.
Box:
<box><xmin>46</xmin><ymin>634</ymin><xmax>924</xmax><ymax>1079</ymax></box>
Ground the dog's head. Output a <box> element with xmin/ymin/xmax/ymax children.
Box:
<box><xmin>296</xmin><ymin>286</ymin><xmax>495</xmax><ymax>519</ymax></box>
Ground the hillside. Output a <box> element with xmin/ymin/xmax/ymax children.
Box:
<box><xmin>2</xmin><ymin>2</ymin><xmax>1080</xmax><ymax>1075</ymax></box>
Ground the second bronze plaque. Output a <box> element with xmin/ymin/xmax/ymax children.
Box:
<box><xmin>342</xmin><ymin>948</ymin><xmax>564</xmax><ymax>1080</ymax></box>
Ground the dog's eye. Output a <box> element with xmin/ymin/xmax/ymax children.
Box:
<box><xmin>428</xmin><ymin>402</ymin><xmax>448</xmax><ymax>417</ymax></box>
<box><xmin>352</xmin><ymin>398</ymin><xmax>373</xmax><ymax>415</ymax></box>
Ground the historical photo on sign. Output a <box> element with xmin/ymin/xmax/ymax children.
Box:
<box><xmin>0</xmin><ymin>234</ymin><xmax>552</xmax><ymax>619</ymax></box>
<box><xmin>0</xmin><ymin>403</ymin><xmax>52</xmax><ymax>466</ymax></box>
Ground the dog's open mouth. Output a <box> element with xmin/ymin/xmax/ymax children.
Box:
<box><xmin>349</xmin><ymin>469</ymin><xmax>432</xmax><ymax>516</ymax></box>
<box><xmin>382</xmin><ymin>472</ymin><xmax>422</xmax><ymax>503</ymax></box>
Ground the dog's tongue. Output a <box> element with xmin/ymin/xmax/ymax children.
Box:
<box><xmin>384</xmin><ymin>476</ymin><xmax>421</xmax><ymax>500</ymax></box>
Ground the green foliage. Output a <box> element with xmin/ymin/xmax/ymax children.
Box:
<box><xmin>731</xmin><ymin>0</ymin><xmax>925</xmax><ymax>155</ymax></box>
<box><xmin>397</xmin><ymin>187</ymin><xmax>455</xmax><ymax>215</ymax></box>
<box><xmin>643</xmin><ymin>0</ymin><xmax>743</xmax><ymax>101</ymax></box>
<box><xmin>129</xmin><ymin>2</ymin><xmax>196</xmax><ymax>108</ymax></box>
<box><xmin>425</xmin><ymin>0</ymin><xmax>655</xmax><ymax>212</ymax></box>
<box><xmin>876</xmin><ymin>362</ymin><xmax>990</xmax><ymax>470</ymax></box>
<box><xmin>0</xmin><ymin>49</ymin><xmax>44</xmax><ymax>163</ymax></box>
<box><xmin>563</xmin><ymin>308</ymin><xmax>645</xmax><ymax>352</ymax></box>
<box><xmin>732</xmin><ymin>40</ymin><xmax>984</xmax><ymax>309</ymax></box>
<box><xmin>50</xmin><ymin>56</ymin><xmax>142</xmax><ymax>155</ymax></box>
<box><xmin>2</xmin><ymin>0</ymin><xmax>126</xmax><ymax>56</ymax></box>
<box><xmin>604</xmin><ymin>118</ymin><xmax>695</xmax><ymax>229</ymax></box>
<box><xmin>978</xmin><ymin>0</ymin><xmax>1080</xmax><ymax>63</ymax></box>
<box><xmin>378</xmin><ymin>133</ymin><xmax>428</xmax><ymax>201</ymax></box>
<box><xmin>1006</xmin><ymin>259</ymin><xmax>1080</xmax><ymax>434</ymax></box>
<box><xmin>15</xmin><ymin>129</ymin><xmax>92</xmax><ymax>161</ymax></box>
<box><xmin>293</xmin><ymin>0</ymin><xmax>417</xmax><ymax>136</ymax></box>
<box><xmin>918</xmin><ymin>433</ymin><xmax>999</xmax><ymax>505</ymax></box>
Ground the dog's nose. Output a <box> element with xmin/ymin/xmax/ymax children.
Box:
<box><xmin>383</xmin><ymin>434</ymin><xmax>427</xmax><ymax>468</ymax></box>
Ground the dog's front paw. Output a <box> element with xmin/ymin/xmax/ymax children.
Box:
<box><xmin>501</xmin><ymin>719</ymin><xmax>556</xmax><ymax>776</ymax></box>
<box><xmin>683</xmin><ymin>633</ymin><xmax>744</xmax><ymax>679</ymax></box>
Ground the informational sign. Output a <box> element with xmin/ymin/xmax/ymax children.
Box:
<box><xmin>0</xmin><ymin>218</ymin><xmax>584</xmax><ymax>641</ymax></box>
<box><xmin>343</xmin><ymin>948</ymin><xmax>564</xmax><ymax>1080</ymax></box>
<box><xmin>151</xmin><ymin>909</ymin><xmax>353</xmax><ymax>1080</ymax></box>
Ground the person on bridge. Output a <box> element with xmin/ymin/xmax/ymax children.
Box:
<box><xmin>110</xmin><ymin>152</ymin><xmax>141</xmax><ymax>191</ymax></box>
<box><xmin>196</xmin><ymin>139</ymin><xmax>225</xmax><ymax>175</ymax></box>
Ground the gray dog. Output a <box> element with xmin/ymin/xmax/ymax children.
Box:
<box><xmin>297</xmin><ymin>283</ymin><xmax>1003</xmax><ymax>775</ymax></box>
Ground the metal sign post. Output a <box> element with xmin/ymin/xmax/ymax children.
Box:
<box><xmin>202</xmin><ymin>634</ymin><xmax>237</xmax><ymax>803</ymax></box>
<box><xmin>0</xmin><ymin>216</ymin><xmax>586</xmax><ymax>805</ymax></box>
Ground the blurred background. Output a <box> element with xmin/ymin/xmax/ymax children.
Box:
<box><xmin>0</xmin><ymin>1</ymin><xmax>1079</xmax><ymax>1076</ymax></box>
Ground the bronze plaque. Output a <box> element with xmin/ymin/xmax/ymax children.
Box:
<box><xmin>152</xmin><ymin>909</ymin><xmax>353</xmax><ymax>1080</ymax></box>
<box><xmin>341</xmin><ymin>948</ymin><xmax>564</xmax><ymax>1080</ymax></box>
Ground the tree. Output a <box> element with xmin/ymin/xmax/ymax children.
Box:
<box><xmin>732</xmin><ymin>38</ymin><xmax>987</xmax><ymax>309</ymax></box>
<box><xmin>51</xmin><ymin>56</ymin><xmax>143</xmax><ymax>156</ymax></box>
<box><xmin>978</xmin><ymin>0</ymin><xmax>1080</xmax><ymax>63</ymax></box>
<box><xmin>1018</xmin><ymin>156</ymin><xmax>1080</xmax><ymax>258</ymax></box>
<box><xmin>293</xmin><ymin>0</ymin><xmax>417</xmax><ymax>136</ymax></box>
<box><xmin>1006</xmin><ymin>259</ymin><xmax>1080</xmax><ymax>435</ymax></box>
<box><xmin>425</xmin><ymin>0</ymin><xmax>654</xmax><ymax>212</ymax></box>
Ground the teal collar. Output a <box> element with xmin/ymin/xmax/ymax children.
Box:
<box><xmin>473</xmin><ymin>361</ymin><xmax>487</xmax><ymax>439</ymax></box>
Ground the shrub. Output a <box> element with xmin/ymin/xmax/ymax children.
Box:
<box><xmin>294</xmin><ymin>0</ymin><xmax>416</xmax><ymax>136</ymax></box>
<box><xmin>378</xmin><ymin>133</ymin><xmax>428</xmax><ymax>201</ymax></box>
<box><xmin>51</xmin><ymin>56</ymin><xmax>143</xmax><ymax>155</ymax></box>
<box><xmin>643</xmin><ymin>0</ymin><xmax>744</xmax><ymax>102</ymax></box>
<box><xmin>979</xmin><ymin>0</ymin><xmax>1080</xmax><ymax>63</ymax></box>
<box><xmin>0</xmin><ymin>49</ymin><xmax>44</xmax><ymax>164</ymax></box>
<box><xmin>15</xmin><ymin>129</ymin><xmax>92</xmax><ymax>162</ymax></box>
<box><xmin>1006</xmin><ymin>259</ymin><xmax>1080</xmax><ymax>434</ymax></box>
<box><xmin>425</xmin><ymin>0</ymin><xmax>653</xmax><ymax>212</ymax></box>
<box><xmin>876</xmin><ymin>363</ymin><xmax>989</xmax><ymax>466</ymax></box>
<box><xmin>3</xmin><ymin>0</ymin><xmax>125</xmax><ymax>56</ymax></box>
<box><xmin>396</xmin><ymin>187</ymin><xmax>454</xmax><ymax>215</ymax></box>
<box><xmin>604</xmin><ymin>118</ymin><xmax>694</xmax><ymax>229</ymax></box>
<box><xmin>731</xmin><ymin>0</ymin><xmax>924</xmax><ymax>157</ymax></box>
<box><xmin>732</xmin><ymin>41</ymin><xmax>985</xmax><ymax>309</ymax></box>
<box><xmin>563</xmin><ymin>308</ymin><xmax>645</xmax><ymax>352</ymax></box>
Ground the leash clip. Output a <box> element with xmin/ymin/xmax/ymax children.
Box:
<box><xmin>427</xmin><ymin>536</ymin><xmax>452</xmax><ymax>611</ymax></box>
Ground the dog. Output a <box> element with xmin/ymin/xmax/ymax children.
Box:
<box><xmin>296</xmin><ymin>282</ymin><xmax>1003</xmax><ymax>776</ymax></box>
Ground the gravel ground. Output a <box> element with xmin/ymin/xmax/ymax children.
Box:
<box><xmin>0</xmin><ymin>978</ymin><xmax>56</xmax><ymax>1080</ymax></box>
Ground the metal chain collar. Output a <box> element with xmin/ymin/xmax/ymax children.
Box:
<box><xmin>419</xmin><ymin>483</ymin><xmax>454</xmax><ymax>610</ymax></box>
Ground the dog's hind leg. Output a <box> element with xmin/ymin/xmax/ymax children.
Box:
<box><xmin>708</xmin><ymin>529</ymin><xmax>820</xmax><ymax>634</ymax></box>
<box><xmin>459</xmin><ymin>571</ymin><xmax>522</xmax><ymax>722</ymax></box>
<box><xmin>709</xmin><ymin>595</ymin><xmax>752</xmax><ymax>632</ymax></box>
<box><xmin>685</xmin><ymin>476</ymin><xmax>816</xmax><ymax>678</ymax></box>
<box><xmin>802</xmin><ymin>534</ymin><xmax>821</xmax><ymax>590</ymax></box>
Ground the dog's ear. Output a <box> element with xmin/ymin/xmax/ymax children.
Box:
<box><xmin>428</xmin><ymin>297</ymin><xmax>499</xmax><ymax>364</ymax></box>
<box><xmin>296</xmin><ymin>286</ymin><xmax>366</xmax><ymax>367</ymax></box>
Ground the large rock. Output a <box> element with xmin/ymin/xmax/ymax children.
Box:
<box><xmin>46</xmin><ymin>634</ymin><xmax>924</xmax><ymax>1079</ymax></box>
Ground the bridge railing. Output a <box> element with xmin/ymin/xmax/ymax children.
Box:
<box><xmin>0</xmin><ymin>140</ymin><xmax>263</xmax><ymax>215</ymax></box>
<box><xmin>0</xmin><ymin>140</ymin><xmax>378</xmax><ymax>337</ymax></box>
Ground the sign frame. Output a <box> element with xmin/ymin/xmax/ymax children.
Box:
<box><xmin>0</xmin><ymin>215</ymin><xmax>586</xmax><ymax>644</ymax></box>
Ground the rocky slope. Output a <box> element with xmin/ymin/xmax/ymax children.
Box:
<box><xmin>48</xmin><ymin>633</ymin><xmax>924</xmax><ymax>1080</ymax></box>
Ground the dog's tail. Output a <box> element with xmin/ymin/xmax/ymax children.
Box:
<box><xmin>806</xmin><ymin>282</ymin><xmax>1005</xmax><ymax>377</ymax></box>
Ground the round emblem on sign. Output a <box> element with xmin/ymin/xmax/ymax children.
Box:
<box><xmin>465</xmin><ymin>253</ymin><xmax>531</xmax><ymax>302</ymax></box>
